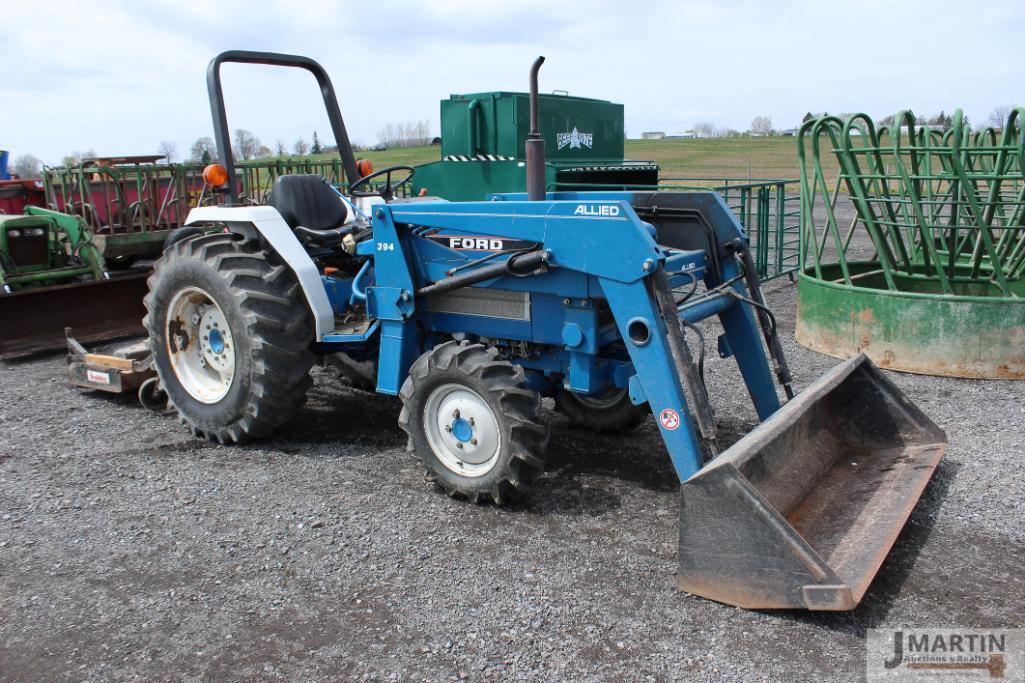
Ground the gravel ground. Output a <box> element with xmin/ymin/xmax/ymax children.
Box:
<box><xmin>2</xmin><ymin>242</ymin><xmax>1024</xmax><ymax>681</ymax></box>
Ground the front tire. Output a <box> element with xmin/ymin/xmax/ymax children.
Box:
<box><xmin>144</xmin><ymin>234</ymin><xmax>314</xmax><ymax>443</ymax></box>
<box><xmin>398</xmin><ymin>342</ymin><xmax>549</xmax><ymax>505</ymax></box>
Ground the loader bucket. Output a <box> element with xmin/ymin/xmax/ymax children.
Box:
<box><xmin>677</xmin><ymin>354</ymin><xmax>946</xmax><ymax>610</ymax></box>
<box><xmin>0</xmin><ymin>274</ymin><xmax>148</xmax><ymax>359</ymax></box>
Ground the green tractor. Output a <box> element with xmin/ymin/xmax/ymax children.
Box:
<box><xmin>0</xmin><ymin>206</ymin><xmax>148</xmax><ymax>358</ymax></box>
<box><xmin>0</xmin><ymin>207</ymin><xmax>106</xmax><ymax>292</ymax></box>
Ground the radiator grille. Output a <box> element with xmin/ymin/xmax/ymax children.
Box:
<box><xmin>426</xmin><ymin>288</ymin><xmax>530</xmax><ymax>320</ymax></box>
<box><xmin>6</xmin><ymin>230</ymin><xmax>49</xmax><ymax>268</ymax></box>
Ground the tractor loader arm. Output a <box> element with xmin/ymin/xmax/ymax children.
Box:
<box><xmin>380</xmin><ymin>197</ymin><xmax>778</xmax><ymax>479</ymax></box>
<box><xmin>375</xmin><ymin>192</ymin><xmax>944</xmax><ymax>611</ymax></box>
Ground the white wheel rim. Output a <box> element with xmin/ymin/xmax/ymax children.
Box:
<box><xmin>165</xmin><ymin>286</ymin><xmax>236</xmax><ymax>404</ymax></box>
<box><xmin>423</xmin><ymin>383</ymin><xmax>501</xmax><ymax>477</ymax></box>
<box><xmin>574</xmin><ymin>386</ymin><xmax>628</xmax><ymax>410</ymax></box>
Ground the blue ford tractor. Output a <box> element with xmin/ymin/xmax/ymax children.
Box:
<box><xmin>144</xmin><ymin>52</ymin><xmax>947</xmax><ymax>610</ymax></box>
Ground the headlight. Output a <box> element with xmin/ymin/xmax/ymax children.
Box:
<box><xmin>6</xmin><ymin>229</ymin><xmax>20</xmax><ymax>239</ymax></box>
<box><xmin>26</xmin><ymin>228</ymin><xmax>46</xmax><ymax>237</ymax></box>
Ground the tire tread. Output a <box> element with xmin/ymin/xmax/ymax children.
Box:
<box><xmin>145</xmin><ymin>234</ymin><xmax>314</xmax><ymax>443</ymax></box>
<box><xmin>398</xmin><ymin>341</ymin><xmax>549</xmax><ymax>505</ymax></box>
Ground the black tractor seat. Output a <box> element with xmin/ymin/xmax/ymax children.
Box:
<box><xmin>268</xmin><ymin>174</ymin><xmax>354</xmax><ymax>242</ymax></box>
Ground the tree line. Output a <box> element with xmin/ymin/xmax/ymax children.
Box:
<box><xmin>683</xmin><ymin>105</ymin><xmax>1017</xmax><ymax>139</ymax></box>
<box><xmin>682</xmin><ymin>116</ymin><xmax>782</xmax><ymax>138</ymax></box>
<box><xmin>176</xmin><ymin>130</ymin><xmax>332</xmax><ymax>163</ymax></box>
<box><xmin>801</xmin><ymin>106</ymin><xmax>1015</xmax><ymax>131</ymax></box>
<box><xmin>376</xmin><ymin>121</ymin><xmax>432</xmax><ymax>148</ymax></box>
<box><xmin>7</xmin><ymin>106</ymin><xmax>1019</xmax><ymax>180</ymax></box>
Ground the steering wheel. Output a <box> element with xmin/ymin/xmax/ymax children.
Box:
<box><xmin>348</xmin><ymin>165</ymin><xmax>416</xmax><ymax>200</ymax></box>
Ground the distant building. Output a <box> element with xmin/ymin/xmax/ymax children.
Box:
<box><xmin>898</xmin><ymin>124</ymin><xmax>947</xmax><ymax>134</ymax></box>
<box><xmin>780</xmin><ymin>128</ymin><xmax>797</xmax><ymax>136</ymax></box>
<box><xmin>666</xmin><ymin>131</ymin><xmax>697</xmax><ymax>139</ymax></box>
<box><xmin>641</xmin><ymin>131</ymin><xmax>665</xmax><ymax>140</ymax></box>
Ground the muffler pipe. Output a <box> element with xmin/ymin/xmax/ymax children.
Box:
<box><xmin>525</xmin><ymin>56</ymin><xmax>546</xmax><ymax>201</ymax></box>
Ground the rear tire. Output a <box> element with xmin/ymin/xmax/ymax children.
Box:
<box><xmin>144</xmin><ymin>233</ymin><xmax>314</xmax><ymax>443</ymax></box>
<box><xmin>398</xmin><ymin>342</ymin><xmax>549</xmax><ymax>505</ymax></box>
<box><xmin>326</xmin><ymin>352</ymin><xmax>378</xmax><ymax>391</ymax></box>
<box><xmin>556</xmin><ymin>387</ymin><xmax>645</xmax><ymax>433</ymax></box>
<box><xmin>162</xmin><ymin>226</ymin><xmax>205</xmax><ymax>251</ymax></box>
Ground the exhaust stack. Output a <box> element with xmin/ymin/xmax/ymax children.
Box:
<box><xmin>525</xmin><ymin>56</ymin><xmax>546</xmax><ymax>201</ymax></box>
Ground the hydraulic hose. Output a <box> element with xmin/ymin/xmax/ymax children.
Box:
<box><xmin>415</xmin><ymin>250</ymin><xmax>549</xmax><ymax>298</ymax></box>
<box><xmin>349</xmin><ymin>259</ymin><xmax>372</xmax><ymax>304</ymax></box>
<box><xmin>735</xmin><ymin>247</ymin><xmax>794</xmax><ymax>399</ymax></box>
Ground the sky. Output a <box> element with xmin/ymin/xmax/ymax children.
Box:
<box><xmin>3</xmin><ymin>0</ymin><xmax>1023</xmax><ymax>165</ymax></box>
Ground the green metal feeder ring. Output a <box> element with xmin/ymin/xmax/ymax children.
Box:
<box><xmin>795</xmin><ymin>266</ymin><xmax>1025</xmax><ymax>380</ymax></box>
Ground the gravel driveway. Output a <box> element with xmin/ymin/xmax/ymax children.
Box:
<box><xmin>1</xmin><ymin>273</ymin><xmax>1023</xmax><ymax>682</ymax></box>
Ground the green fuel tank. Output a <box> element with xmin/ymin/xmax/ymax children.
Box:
<box><xmin>413</xmin><ymin>91</ymin><xmax>658</xmax><ymax>201</ymax></box>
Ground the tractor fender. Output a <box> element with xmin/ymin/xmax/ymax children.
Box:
<box><xmin>184</xmin><ymin>206</ymin><xmax>334</xmax><ymax>340</ymax></box>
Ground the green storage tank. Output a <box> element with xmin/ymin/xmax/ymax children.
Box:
<box><xmin>412</xmin><ymin>91</ymin><xmax>658</xmax><ymax>201</ymax></box>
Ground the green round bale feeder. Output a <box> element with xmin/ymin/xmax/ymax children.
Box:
<box><xmin>796</xmin><ymin>108</ymin><xmax>1025</xmax><ymax>379</ymax></box>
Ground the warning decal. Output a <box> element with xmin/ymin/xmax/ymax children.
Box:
<box><xmin>659</xmin><ymin>408</ymin><xmax>680</xmax><ymax>431</ymax></box>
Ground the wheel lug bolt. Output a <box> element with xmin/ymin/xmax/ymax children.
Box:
<box><xmin>453</xmin><ymin>409</ymin><xmax>460</xmax><ymax>419</ymax></box>
<box><xmin>456</xmin><ymin>442</ymin><xmax>463</xmax><ymax>449</ymax></box>
<box><xmin>445</xmin><ymin>425</ymin><xmax>452</xmax><ymax>432</ymax></box>
<box><xmin>470</xmin><ymin>438</ymin><xmax>477</xmax><ymax>445</ymax></box>
<box><xmin>468</xmin><ymin>417</ymin><xmax>475</xmax><ymax>426</ymax></box>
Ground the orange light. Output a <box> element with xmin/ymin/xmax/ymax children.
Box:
<box><xmin>203</xmin><ymin>163</ymin><xmax>229</xmax><ymax>187</ymax></box>
<box><xmin>356</xmin><ymin>158</ymin><xmax>374</xmax><ymax>178</ymax></box>
<box><xmin>323</xmin><ymin>266</ymin><xmax>339</xmax><ymax>275</ymax></box>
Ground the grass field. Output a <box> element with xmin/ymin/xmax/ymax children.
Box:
<box><xmin>625</xmin><ymin>137</ymin><xmax>830</xmax><ymax>181</ymax></box>
<box><xmin>350</xmin><ymin>146</ymin><xmax>439</xmax><ymax>168</ymax></box>
<box><xmin>277</xmin><ymin>136</ymin><xmax>843</xmax><ymax>186</ymax></box>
